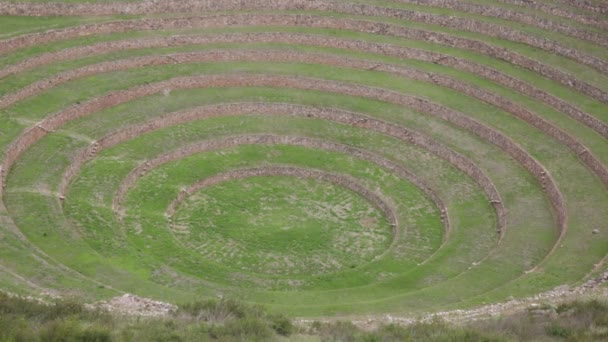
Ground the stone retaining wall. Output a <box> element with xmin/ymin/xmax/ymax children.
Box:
<box><xmin>3</xmin><ymin>76</ymin><xmax>504</xmax><ymax>239</ymax></box>
<box><xmin>1</xmin><ymin>14</ymin><xmax>606</xmax><ymax>104</ymax></box>
<box><xmin>1</xmin><ymin>75</ymin><xmax>567</xmax><ymax>239</ymax></box>
<box><xmin>2</xmin><ymin>0</ymin><xmax>606</xmax><ymax>49</ymax></box>
<box><xmin>164</xmin><ymin>166</ymin><xmax>398</xmax><ymax>231</ymax></box>
<box><xmin>392</xmin><ymin>0</ymin><xmax>608</xmax><ymax>45</ymax></box>
<box><xmin>61</xmin><ymin>110</ymin><xmax>454</xmax><ymax>238</ymax></box>
<box><xmin>2</xmin><ymin>33</ymin><xmax>605</xmax><ymax>142</ymax></box>
<box><xmin>495</xmin><ymin>0</ymin><xmax>608</xmax><ymax>29</ymax></box>
<box><xmin>554</xmin><ymin>0</ymin><xmax>608</xmax><ymax>14</ymax></box>
<box><xmin>114</xmin><ymin>134</ymin><xmax>454</xmax><ymax>238</ymax></box>
<box><xmin>162</xmin><ymin>165</ymin><xmax>403</xmax><ymax>261</ymax></box>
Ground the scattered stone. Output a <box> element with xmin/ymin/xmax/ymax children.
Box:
<box><xmin>89</xmin><ymin>293</ymin><xmax>176</xmax><ymax>317</ymax></box>
<box><xmin>592</xmin><ymin>229</ymin><xmax>600</xmax><ymax>234</ymax></box>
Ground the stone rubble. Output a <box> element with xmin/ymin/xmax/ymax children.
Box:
<box><xmin>89</xmin><ymin>293</ymin><xmax>177</xmax><ymax>317</ymax></box>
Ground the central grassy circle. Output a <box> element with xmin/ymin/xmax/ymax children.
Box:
<box><xmin>171</xmin><ymin>175</ymin><xmax>394</xmax><ymax>276</ymax></box>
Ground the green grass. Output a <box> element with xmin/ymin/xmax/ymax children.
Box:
<box><xmin>0</xmin><ymin>2</ymin><xmax>606</xmax><ymax>318</ymax></box>
<box><xmin>3</xmin><ymin>63</ymin><xmax>603</xmax><ymax>313</ymax></box>
<box><xmin>5</xmin><ymin>105</ymin><xmax>499</xmax><ymax>309</ymax></box>
<box><xmin>1</xmin><ymin>26</ymin><xmax>606</xmax><ymax>129</ymax></box>
<box><xmin>2</xmin><ymin>8</ymin><xmax>608</xmax><ymax>90</ymax></box>
<box><xmin>118</xmin><ymin>142</ymin><xmax>442</xmax><ymax>284</ymax></box>
<box><xmin>61</xmin><ymin>116</ymin><xmax>457</xmax><ymax>290</ymax></box>
<box><xmin>3</xmin><ymin>92</ymin><xmax>552</xmax><ymax>312</ymax></box>
<box><xmin>172</xmin><ymin>176</ymin><xmax>393</xmax><ymax>276</ymax></box>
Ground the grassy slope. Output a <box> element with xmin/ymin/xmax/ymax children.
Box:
<box><xmin>0</xmin><ymin>65</ymin><xmax>580</xmax><ymax>316</ymax></box>
<box><xmin>0</xmin><ymin>2</ymin><xmax>606</xmax><ymax>317</ymax></box>
<box><xmin>2</xmin><ymin>62</ymin><xmax>604</xmax><ymax>314</ymax></box>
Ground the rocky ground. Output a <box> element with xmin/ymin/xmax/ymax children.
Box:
<box><xmin>87</xmin><ymin>293</ymin><xmax>177</xmax><ymax>317</ymax></box>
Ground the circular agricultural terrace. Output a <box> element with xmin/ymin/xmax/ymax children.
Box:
<box><xmin>0</xmin><ymin>0</ymin><xmax>606</xmax><ymax>317</ymax></box>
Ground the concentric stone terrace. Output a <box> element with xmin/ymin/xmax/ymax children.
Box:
<box><xmin>0</xmin><ymin>0</ymin><xmax>606</xmax><ymax>317</ymax></box>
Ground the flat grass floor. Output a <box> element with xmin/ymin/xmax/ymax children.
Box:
<box><xmin>171</xmin><ymin>176</ymin><xmax>394</xmax><ymax>276</ymax></box>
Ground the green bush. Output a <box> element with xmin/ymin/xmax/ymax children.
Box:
<box><xmin>209</xmin><ymin>317</ymin><xmax>274</xmax><ymax>341</ymax></box>
<box><xmin>126</xmin><ymin>319</ymin><xmax>185</xmax><ymax>342</ymax></box>
<box><xmin>269</xmin><ymin>314</ymin><xmax>294</xmax><ymax>336</ymax></box>
<box><xmin>545</xmin><ymin>324</ymin><xmax>571</xmax><ymax>338</ymax></box>
<box><xmin>0</xmin><ymin>315</ymin><xmax>36</xmax><ymax>342</ymax></box>
<box><xmin>38</xmin><ymin>319</ymin><xmax>111</xmax><ymax>342</ymax></box>
<box><xmin>177</xmin><ymin>298</ymin><xmax>264</xmax><ymax>324</ymax></box>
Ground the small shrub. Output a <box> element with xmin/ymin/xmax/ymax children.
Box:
<box><xmin>317</xmin><ymin>321</ymin><xmax>361</xmax><ymax>342</ymax></box>
<box><xmin>47</xmin><ymin>300</ymin><xmax>85</xmax><ymax>320</ymax></box>
<box><xmin>38</xmin><ymin>319</ymin><xmax>82</xmax><ymax>342</ymax></box>
<box><xmin>128</xmin><ymin>319</ymin><xmax>184</xmax><ymax>342</ymax></box>
<box><xmin>0</xmin><ymin>316</ymin><xmax>36</xmax><ymax>342</ymax></box>
<box><xmin>270</xmin><ymin>314</ymin><xmax>294</xmax><ymax>336</ymax></box>
<box><xmin>209</xmin><ymin>317</ymin><xmax>274</xmax><ymax>341</ymax></box>
<box><xmin>77</xmin><ymin>326</ymin><xmax>112</xmax><ymax>342</ymax></box>
<box><xmin>545</xmin><ymin>324</ymin><xmax>571</xmax><ymax>338</ymax></box>
<box><xmin>178</xmin><ymin>298</ymin><xmax>264</xmax><ymax>324</ymax></box>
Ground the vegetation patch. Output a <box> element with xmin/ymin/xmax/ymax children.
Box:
<box><xmin>172</xmin><ymin>175</ymin><xmax>393</xmax><ymax>276</ymax></box>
